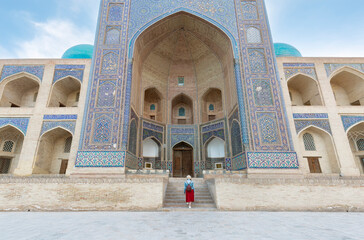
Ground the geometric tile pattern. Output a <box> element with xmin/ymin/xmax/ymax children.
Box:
<box><xmin>125</xmin><ymin>151</ymin><xmax>138</xmax><ymax>169</ymax></box>
<box><xmin>41</xmin><ymin>121</ymin><xmax>76</xmax><ymax>136</ymax></box>
<box><xmin>53</xmin><ymin>65</ymin><xmax>85</xmax><ymax>83</ymax></box>
<box><xmin>232</xmin><ymin>153</ymin><xmax>247</xmax><ymax>170</ymax></box>
<box><xmin>341</xmin><ymin>115</ymin><xmax>364</xmax><ymax>132</ymax></box>
<box><xmin>0</xmin><ymin>65</ymin><xmax>45</xmax><ymax>81</ymax></box>
<box><xmin>236</xmin><ymin>0</ymin><xmax>292</xmax><ymax>153</ymax></box>
<box><xmin>253</xmin><ymin>79</ymin><xmax>273</xmax><ymax>106</ymax></box>
<box><xmin>78</xmin><ymin>0</ymin><xmax>131</xmax><ymax>157</ymax></box>
<box><xmin>293</xmin><ymin>113</ymin><xmax>328</xmax><ymax>119</ymax></box>
<box><xmin>43</xmin><ymin>115</ymin><xmax>78</xmax><ymax>120</ymax></box>
<box><xmin>283</xmin><ymin>63</ymin><xmax>317</xmax><ymax>80</ymax></box>
<box><xmin>75</xmin><ymin>151</ymin><xmax>125</xmax><ymax>167</ymax></box>
<box><xmin>0</xmin><ymin>118</ymin><xmax>30</xmax><ymax>135</ymax></box>
<box><xmin>325</xmin><ymin>63</ymin><xmax>364</xmax><ymax>77</ymax></box>
<box><xmin>247</xmin><ymin>152</ymin><xmax>298</xmax><ymax>169</ymax></box>
<box><xmin>294</xmin><ymin>120</ymin><xmax>332</xmax><ymax>135</ymax></box>
<box><xmin>201</xmin><ymin>120</ymin><xmax>225</xmax><ymax>144</ymax></box>
<box><xmin>225</xmin><ymin>158</ymin><xmax>232</xmax><ymax>171</ymax></box>
<box><xmin>142</xmin><ymin>120</ymin><xmax>164</xmax><ymax>144</ymax></box>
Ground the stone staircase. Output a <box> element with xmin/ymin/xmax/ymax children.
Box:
<box><xmin>163</xmin><ymin>178</ymin><xmax>216</xmax><ymax>211</ymax></box>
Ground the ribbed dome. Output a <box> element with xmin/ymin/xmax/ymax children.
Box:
<box><xmin>274</xmin><ymin>43</ymin><xmax>302</xmax><ymax>57</ymax></box>
<box><xmin>62</xmin><ymin>44</ymin><xmax>94</xmax><ymax>59</ymax></box>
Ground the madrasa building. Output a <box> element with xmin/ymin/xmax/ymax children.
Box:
<box><xmin>0</xmin><ymin>0</ymin><xmax>364</xmax><ymax>211</ymax></box>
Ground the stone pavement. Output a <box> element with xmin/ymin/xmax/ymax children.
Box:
<box><xmin>1</xmin><ymin>212</ymin><xmax>363</xmax><ymax>240</ymax></box>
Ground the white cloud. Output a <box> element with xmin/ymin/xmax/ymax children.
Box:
<box><xmin>15</xmin><ymin>19</ymin><xmax>94</xmax><ymax>58</ymax></box>
<box><xmin>0</xmin><ymin>45</ymin><xmax>13</xmax><ymax>59</ymax></box>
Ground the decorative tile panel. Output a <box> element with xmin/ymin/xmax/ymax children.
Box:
<box><xmin>101</xmin><ymin>50</ymin><xmax>119</xmax><ymax>75</ymax></box>
<box><xmin>105</xmin><ymin>26</ymin><xmax>122</xmax><ymax>45</ymax></box>
<box><xmin>257</xmin><ymin>112</ymin><xmax>280</xmax><ymax>145</ymax></box>
<box><xmin>41</xmin><ymin>121</ymin><xmax>76</xmax><ymax>136</ymax></box>
<box><xmin>53</xmin><ymin>65</ymin><xmax>85</xmax><ymax>83</ymax></box>
<box><xmin>283</xmin><ymin>63</ymin><xmax>317</xmax><ymax>81</ymax></box>
<box><xmin>92</xmin><ymin>114</ymin><xmax>113</xmax><ymax>144</ymax></box>
<box><xmin>225</xmin><ymin>158</ymin><xmax>232</xmax><ymax>171</ymax></box>
<box><xmin>232</xmin><ymin>153</ymin><xmax>247</xmax><ymax>170</ymax></box>
<box><xmin>325</xmin><ymin>63</ymin><xmax>364</xmax><ymax>77</ymax></box>
<box><xmin>125</xmin><ymin>151</ymin><xmax>138</xmax><ymax>169</ymax></box>
<box><xmin>253</xmin><ymin>79</ymin><xmax>273</xmax><ymax>106</ymax></box>
<box><xmin>75</xmin><ymin>151</ymin><xmax>125</xmax><ymax>167</ymax></box>
<box><xmin>96</xmin><ymin>80</ymin><xmax>116</xmax><ymax>107</ymax></box>
<box><xmin>203</xmin><ymin>129</ymin><xmax>225</xmax><ymax>144</ymax></box>
<box><xmin>43</xmin><ymin>115</ymin><xmax>78</xmax><ymax>120</ymax></box>
<box><xmin>0</xmin><ymin>65</ymin><xmax>44</xmax><ymax>81</ymax></box>
<box><xmin>247</xmin><ymin>152</ymin><xmax>298</xmax><ymax>169</ymax></box>
<box><xmin>248</xmin><ymin>48</ymin><xmax>267</xmax><ymax>73</ymax></box>
<box><xmin>341</xmin><ymin>115</ymin><xmax>364</xmax><ymax>132</ymax></box>
<box><xmin>241</xmin><ymin>1</ymin><xmax>258</xmax><ymax>20</ymax></box>
<box><xmin>0</xmin><ymin>118</ymin><xmax>29</xmax><ymax>135</ymax></box>
<box><xmin>293</xmin><ymin>113</ymin><xmax>328</xmax><ymax>119</ymax></box>
<box><xmin>294</xmin><ymin>120</ymin><xmax>332</xmax><ymax>135</ymax></box>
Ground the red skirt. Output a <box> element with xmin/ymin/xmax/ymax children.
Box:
<box><xmin>186</xmin><ymin>189</ymin><xmax>195</xmax><ymax>202</ymax></box>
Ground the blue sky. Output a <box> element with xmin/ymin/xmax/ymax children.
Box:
<box><xmin>0</xmin><ymin>0</ymin><xmax>363</xmax><ymax>59</ymax></box>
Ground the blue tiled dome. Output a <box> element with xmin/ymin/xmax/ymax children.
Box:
<box><xmin>274</xmin><ymin>43</ymin><xmax>302</xmax><ymax>57</ymax></box>
<box><xmin>62</xmin><ymin>44</ymin><xmax>94</xmax><ymax>59</ymax></box>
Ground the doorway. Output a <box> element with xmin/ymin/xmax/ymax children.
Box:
<box><xmin>0</xmin><ymin>158</ymin><xmax>11</xmax><ymax>174</ymax></box>
<box><xmin>307</xmin><ymin>157</ymin><xmax>322</xmax><ymax>173</ymax></box>
<box><xmin>173</xmin><ymin>142</ymin><xmax>193</xmax><ymax>178</ymax></box>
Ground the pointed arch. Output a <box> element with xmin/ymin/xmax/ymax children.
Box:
<box><xmin>299</xmin><ymin>125</ymin><xmax>340</xmax><ymax>174</ymax></box>
<box><xmin>0</xmin><ymin>73</ymin><xmax>40</xmax><ymax>108</ymax></box>
<box><xmin>33</xmin><ymin>127</ymin><xmax>73</xmax><ymax>175</ymax></box>
<box><xmin>172</xmin><ymin>141</ymin><xmax>194</xmax><ymax>149</ymax></box>
<box><xmin>48</xmin><ymin>76</ymin><xmax>81</xmax><ymax>107</ymax></box>
<box><xmin>287</xmin><ymin>73</ymin><xmax>323</xmax><ymax>106</ymax></box>
<box><xmin>330</xmin><ymin>67</ymin><xmax>364</xmax><ymax>106</ymax></box>
<box><xmin>297</xmin><ymin>124</ymin><xmax>332</xmax><ymax>137</ymax></box>
<box><xmin>346</xmin><ymin>120</ymin><xmax>364</xmax><ymax>134</ymax></box>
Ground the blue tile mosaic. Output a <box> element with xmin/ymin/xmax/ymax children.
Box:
<box><xmin>341</xmin><ymin>115</ymin><xmax>364</xmax><ymax>132</ymax></box>
<box><xmin>284</xmin><ymin>64</ymin><xmax>317</xmax><ymax>81</ymax></box>
<box><xmin>0</xmin><ymin>65</ymin><xmax>44</xmax><ymax>81</ymax></box>
<box><xmin>294</xmin><ymin>120</ymin><xmax>332</xmax><ymax>135</ymax></box>
<box><xmin>247</xmin><ymin>152</ymin><xmax>298</xmax><ymax>169</ymax></box>
<box><xmin>41</xmin><ymin>121</ymin><xmax>76</xmax><ymax>136</ymax></box>
<box><xmin>293</xmin><ymin>113</ymin><xmax>328</xmax><ymax>119</ymax></box>
<box><xmin>325</xmin><ymin>63</ymin><xmax>364</xmax><ymax>77</ymax></box>
<box><xmin>0</xmin><ymin>118</ymin><xmax>30</xmax><ymax>135</ymax></box>
<box><xmin>43</xmin><ymin>115</ymin><xmax>78</xmax><ymax>120</ymax></box>
<box><xmin>53</xmin><ymin>64</ymin><xmax>85</xmax><ymax>83</ymax></box>
<box><xmin>75</xmin><ymin>151</ymin><xmax>125</xmax><ymax>167</ymax></box>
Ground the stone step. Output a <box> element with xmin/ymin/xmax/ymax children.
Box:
<box><xmin>164</xmin><ymin>203</ymin><xmax>215</xmax><ymax>208</ymax></box>
<box><xmin>165</xmin><ymin>195</ymin><xmax>213</xmax><ymax>199</ymax></box>
<box><xmin>165</xmin><ymin>200</ymin><xmax>214</xmax><ymax>204</ymax></box>
<box><xmin>160</xmin><ymin>207</ymin><xmax>217</xmax><ymax>212</ymax></box>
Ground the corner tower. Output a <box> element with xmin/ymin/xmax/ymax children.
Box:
<box><xmin>74</xmin><ymin>0</ymin><xmax>298</xmax><ymax>176</ymax></box>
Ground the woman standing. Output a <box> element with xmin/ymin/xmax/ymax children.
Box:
<box><xmin>184</xmin><ymin>175</ymin><xmax>195</xmax><ymax>208</ymax></box>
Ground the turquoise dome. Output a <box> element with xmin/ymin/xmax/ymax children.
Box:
<box><xmin>62</xmin><ymin>44</ymin><xmax>94</xmax><ymax>59</ymax></box>
<box><xmin>274</xmin><ymin>43</ymin><xmax>302</xmax><ymax>57</ymax></box>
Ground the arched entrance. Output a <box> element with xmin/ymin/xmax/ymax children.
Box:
<box><xmin>173</xmin><ymin>142</ymin><xmax>193</xmax><ymax>177</ymax></box>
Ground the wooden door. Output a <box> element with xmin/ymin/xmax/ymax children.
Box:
<box><xmin>182</xmin><ymin>150</ymin><xmax>193</xmax><ymax>177</ymax></box>
<box><xmin>173</xmin><ymin>151</ymin><xmax>183</xmax><ymax>177</ymax></box>
<box><xmin>307</xmin><ymin>157</ymin><xmax>322</xmax><ymax>173</ymax></box>
<box><xmin>59</xmin><ymin>159</ymin><xmax>69</xmax><ymax>174</ymax></box>
<box><xmin>0</xmin><ymin>158</ymin><xmax>11</xmax><ymax>174</ymax></box>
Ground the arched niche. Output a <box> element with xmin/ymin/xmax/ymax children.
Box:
<box><xmin>143</xmin><ymin>88</ymin><xmax>164</xmax><ymax>122</ymax></box>
<box><xmin>347</xmin><ymin>122</ymin><xmax>364</xmax><ymax>174</ymax></box>
<box><xmin>130</xmin><ymin>11</ymin><xmax>238</xmax><ymax>125</ymax></box>
<box><xmin>299</xmin><ymin>127</ymin><xmax>339</xmax><ymax>174</ymax></box>
<box><xmin>0</xmin><ymin>75</ymin><xmax>40</xmax><ymax>107</ymax></box>
<box><xmin>172</xmin><ymin>94</ymin><xmax>193</xmax><ymax>124</ymax></box>
<box><xmin>33</xmin><ymin>128</ymin><xmax>73</xmax><ymax>175</ymax></box>
<box><xmin>201</xmin><ymin>88</ymin><xmax>223</xmax><ymax>123</ymax></box>
<box><xmin>330</xmin><ymin>69</ymin><xmax>364</xmax><ymax>106</ymax></box>
<box><xmin>0</xmin><ymin>126</ymin><xmax>24</xmax><ymax>174</ymax></box>
<box><xmin>142</xmin><ymin>138</ymin><xmax>161</xmax><ymax>169</ymax></box>
<box><xmin>287</xmin><ymin>74</ymin><xmax>323</xmax><ymax>106</ymax></box>
<box><xmin>48</xmin><ymin>77</ymin><xmax>81</xmax><ymax>107</ymax></box>
<box><xmin>205</xmin><ymin>137</ymin><xmax>225</xmax><ymax>170</ymax></box>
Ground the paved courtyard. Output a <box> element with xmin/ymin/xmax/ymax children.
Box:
<box><xmin>1</xmin><ymin>212</ymin><xmax>363</xmax><ymax>240</ymax></box>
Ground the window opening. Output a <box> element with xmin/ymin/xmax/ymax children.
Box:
<box><xmin>179</xmin><ymin>107</ymin><xmax>185</xmax><ymax>116</ymax></box>
<box><xmin>59</xmin><ymin>102</ymin><xmax>66</xmax><ymax>107</ymax></box>
<box><xmin>357</xmin><ymin>139</ymin><xmax>364</xmax><ymax>151</ymax></box>
<box><xmin>351</xmin><ymin>100</ymin><xmax>361</xmax><ymax>106</ymax></box>
<box><xmin>178</xmin><ymin>76</ymin><xmax>185</xmax><ymax>86</ymax></box>
<box><xmin>64</xmin><ymin>137</ymin><xmax>72</xmax><ymax>153</ymax></box>
<box><xmin>209</xmin><ymin>104</ymin><xmax>214</xmax><ymax>111</ymax></box>
<box><xmin>10</xmin><ymin>103</ymin><xmax>20</xmax><ymax>108</ymax></box>
<box><xmin>150</xmin><ymin>104</ymin><xmax>156</xmax><ymax>111</ymax></box>
<box><xmin>303</xmin><ymin>133</ymin><xmax>316</xmax><ymax>151</ymax></box>
<box><xmin>2</xmin><ymin>141</ymin><xmax>14</xmax><ymax>152</ymax></box>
